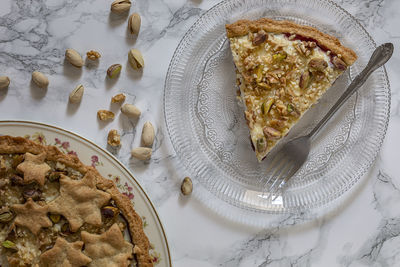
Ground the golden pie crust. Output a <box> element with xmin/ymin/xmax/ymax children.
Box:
<box><xmin>226</xmin><ymin>18</ymin><xmax>357</xmax><ymax>65</ymax></box>
<box><xmin>0</xmin><ymin>136</ymin><xmax>153</xmax><ymax>267</ymax></box>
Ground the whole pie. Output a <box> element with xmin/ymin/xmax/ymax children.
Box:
<box><xmin>0</xmin><ymin>136</ymin><xmax>153</xmax><ymax>267</ymax></box>
<box><xmin>225</xmin><ymin>18</ymin><xmax>357</xmax><ymax>161</ymax></box>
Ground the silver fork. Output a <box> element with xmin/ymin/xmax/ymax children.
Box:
<box><xmin>264</xmin><ymin>43</ymin><xmax>394</xmax><ymax>201</ymax></box>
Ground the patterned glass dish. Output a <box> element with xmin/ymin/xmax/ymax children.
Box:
<box><xmin>164</xmin><ymin>0</ymin><xmax>390</xmax><ymax>215</ymax></box>
<box><xmin>0</xmin><ymin>121</ymin><xmax>171</xmax><ymax>267</ymax></box>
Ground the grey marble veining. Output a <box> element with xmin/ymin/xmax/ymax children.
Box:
<box><xmin>1</xmin><ymin>0</ymin><xmax>399</xmax><ymax>266</ymax></box>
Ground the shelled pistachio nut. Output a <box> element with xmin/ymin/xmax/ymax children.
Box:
<box><xmin>121</xmin><ymin>104</ymin><xmax>141</xmax><ymax>119</ymax></box>
<box><xmin>65</xmin><ymin>49</ymin><xmax>84</xmax><ymax>67</ymax></box>
<box><xmin>2</xmin><ymin>240</ymin><xmax>18</xmax><ymax>252</ymax></box>
<box><xmin>111</xmin><ymin>0</ymin><xmax>131</xmax><ymax>13</ymax></box>
<box><xmin>107</xmin><ymin>64</ymin><xmax>122</xmax><ymax>79</ymax></box>
<box><xmin>32</xmin><ymin>71</ymin><xmax>49</xmax><ymax>88</ymax></box>
<box><xmin>0</xmin><ymin>210</ymin><xmax>13</xmax><ymax>223</ymax></box>
<box><xmin>69</xmin><ymin>84</ymin><xmax>84</xmax><ymax>103</ymax></box>
<box><xmin>0</xmin><ymin>76</ymin><xmax>10</xmax><ymax>89</ymax></box>
<box><xmin>141</xmin><ymin>121</ymin><xmax>155</xmax><ymax>148</ymax></box>
<box><xmin>128</xmin><ymin>13</ymin><xmax>141</xmax><ymax>35</ymax></box>
<box><xmin>131</xmin><ymin>147</ymin><xmax>152</xmax><ymax>160</ymax></box>
<box><xmin>61</xmin><ymin>222</ymin><xmax>70</xmax><ymax>234</ymax></box>
<box><xmin>49</xmin><ymin>214</ymin><xmax>61</xmax><ymax>224</ymax></box>
<box><xmin>128</xmin><ymin>49</ymin><xmax>144</xmax><ymax>69</ymax></box>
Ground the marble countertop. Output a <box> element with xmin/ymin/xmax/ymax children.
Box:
<box><xmin>0</xmin><ymin>0</ymin><xmax>399</xmax><ymax>266</ymax></box>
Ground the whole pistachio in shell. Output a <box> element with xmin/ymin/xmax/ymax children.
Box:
<box><xmin>0</xmin><ymin>76</ymin><xmax>10</xmax><ymax>89</ymax></box>
<box><xmin>32</xmin><ymin>71</ymin><xmax>49</xmax><ymax>88</ymax></box>
<box><xmin>121</xmin><ymin>104</ymin><xmax>141</xmax><ymax>119</ymax></box>
<box><xmin>65</xmin><ymin>49</ymin><xmax>84</xmax><ymax>67</ymax></box>
<box><xmin>141</xmin><ymin>121</ymin><xmax>155</xmax><ymax>148</ymax></box>
<box><xmin>128</xmin><ymin>49</ymin><xmax>144</xmax><ymax>70</ymax></box>
<box><xmin>107</xmin><ymin>64</ymin><xmax>122</xmax><ymax>79</ymax></box>
<box><xmin>131</xmin><ymin>147</ymin><xmax>152</xmax><ymax>160</ymax></box>
<box><xmin>111</xmin><ymin>0</ymin><xmax>131</xmax><ymax>14</ymax></box>
<box><xmin>128</xmin><ymin>13</ymin><xmax>141</xmax><ymax>35</ymax></box>
<box><xmin>181</xmin><ymin>177</ymin><xmax>193</xmax><ymax>196</ymax></box>
<box><xmin>69</xmin><ymin>84</ymin><xmax>84</xmax><ymax>103</ymax></box>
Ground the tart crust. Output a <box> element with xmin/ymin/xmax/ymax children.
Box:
<box><xmin>226</xmin><ymin>18</ymin><xmax>357</xmax><ymax>65</ymax></box>
<box><xmin>0</xmin><ymin>135</ymin><xmax>153</xmax><ymax>267</ymax></box>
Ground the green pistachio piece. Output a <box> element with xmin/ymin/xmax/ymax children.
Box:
<box><xmin>60</xmin><ymin>223</ymin><xmax>71</xmax><ymax>235</ymax></box>
<box><xmin>272</xmin><ymin>51</ymin><xmax>287</xmax><ymax>61</ymax></box>
<box><xmin>255</xmin><ymin>65</ymin><xmax>263</xmax><ymax>83</ymax></box>
<box><xmin>256</xmin><ymin>137</ymin><xmax>267</xmax><ymax>153</ymax></box>
<box><xmin>0</xmin><ymin>210</ymin><xmax>14</xmax><ymax>223</ymax></box>
<box><xmin>287</xmin><ymin>103</ymin><xmax>294</xmax><ymax>113</ymax></box>
<box><xmin>261</xmin><ymin>99</ymin><xmax>274</xmax><ymax>115</ymax></box>
<box><xmin>287</xmin><ymin>103</ymin><xmax>300</xmax><ymax>117</ymax></box>
<box><xmin>49</xmin><ymin>214</ymin><xmax>61</xmax><ymax>224</ymax></box>
<box><xmin>2</xmin><ymin>240</ymin><xmax>17</xmax><ymax>251</ymax></box>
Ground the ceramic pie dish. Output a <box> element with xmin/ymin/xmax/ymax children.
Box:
<box><xmin>0</xmin><ymin>120</ymin><xmax>171</xmax><ymax>267</ymax></box>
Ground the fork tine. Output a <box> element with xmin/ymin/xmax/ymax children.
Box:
<box><xmin>269</xmin><ymin>164</ymin><xmax>295</xmax><ymax>201</ymax></box>
<box><xmin>256</xmin><ymin>151</ymin><xmax>286</xmax><ymax>189</ymax></box>
<box><xmin>264</xmin><ymin>157</ymin><xmax>288</xmax><ymax>186</ymax></box>
<box><xmin>270</xmin><ymin>165</ymin><xmax>294</xmax><ymax>201</ymax></box>
<box><xmin>265</xmin><ymin>151</ymin><xmax>286</xmax><ymax>173</ymax></box>
<box><xmin>276</xmin><ymin>165</ymin><xmax>299</xmax><ymax>190</ymax></box>
<box><xmin>263</xmin><ymin>160</ymin><xmax>291</xmax><ymax>201</ymax></box>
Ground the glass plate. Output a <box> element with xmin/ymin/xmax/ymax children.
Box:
<box><xmin>164</xmin><ymin>0</ymin><xmax>390</xmax><ymax>215</ymax></box>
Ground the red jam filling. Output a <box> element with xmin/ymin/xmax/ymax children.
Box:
<box><xmin>283</xmin><ymin>33</ymin><xmax>337</xmax><ymax>62</ymax></box>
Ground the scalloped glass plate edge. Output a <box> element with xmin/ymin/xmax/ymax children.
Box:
<box><xmin>164</xmin><ymin>0</ymin><xmax>390</xmax><ymax>221</ymax></box>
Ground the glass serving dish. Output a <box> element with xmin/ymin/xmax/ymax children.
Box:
<box><xmin>164</xmin><ymin>0</ymin><xmax>390</xmax><ymax>216</ymax></box>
